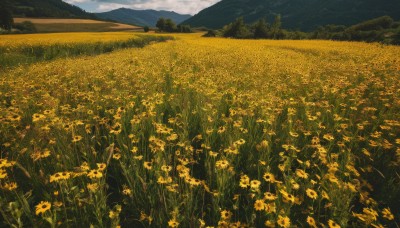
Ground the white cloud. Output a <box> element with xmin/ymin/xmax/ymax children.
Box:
<box><xmin>64</xmin><ymin>0</ymin><xmax>220</xmax><ymax>15</ymax></box>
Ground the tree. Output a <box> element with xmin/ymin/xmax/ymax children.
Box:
<box><xmin>253</xmin><ymin>18</ymin><xmax>270</xmax><ymax>39</ymax></box>
<box><xmin>164</xmin><ymin>19</ymin><xmax>177</xmax><ymax>32</ymax></box>
<box><xmin>143</xmin><ymin>26</ymin><xmax>150</xmax><ymax>32</ymax></box>
<box><xmin>156</xmin><ymin>18</ymin><xmax>166</xmax><ymax>31</ymax></box>
<box><xmin>271</xmin><ymin>14</ymin><xmax>282</xmax><ymax>39</ymax></box>
<box><xmin>0</xmin><ymin>6</ymin><xmax>13</xmax><ymax>31</ymax></box>
<box><xmin>222</xmin><ymin>17</ymin><xmax>251</xmax><ymax>39</ymax></box>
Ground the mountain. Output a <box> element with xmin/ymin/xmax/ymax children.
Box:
<box><xmin>7</xmin><ymin>0</ymin><xmax>96</xmax><ymax>19</ymax></box>
<box><xmin>182</xmin><ymin>0</ymin><xmax>400</xmax><ymax>31</ymax></box>
<box><xmin>96</xmin><ymin>8</ymin><xmax>191</xmax><ymax>27</ymax></box>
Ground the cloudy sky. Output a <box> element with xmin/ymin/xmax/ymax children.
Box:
<box><xmin>64</xmin><ymin>0</ymin><xmax>221</xmax><ymax>15</ymax></box>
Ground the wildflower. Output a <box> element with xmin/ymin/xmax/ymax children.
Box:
<box><xmin>323</xmin><ymin>134</ymin><xmax>334</xmax><ymax>141</ymax></box>
<box><xmin>4</xmin><ymin>182</ymin><xmax>17</xmax><ymax>191</ymax></box>
<box><xmin>277</xmin><ymin>215</ymin><xmax>290</xmax><ymax>228</ymax></box>
<box><xmin>72</xmin><ymin>135</ymin><xmax>83</xmax><ymax>143</ymax></box>
<box><xmin>87</xmin><ymin>170</ymin><xmax>103</xmax><ymax>179</ymax></box>
<box><xmin>250</xmin><ymin>180</ymin><xmax>261</xmax><ymax>191</ymax></box>
<box><xmin>264</xmin><ymin>192</ymin><xmax>277</xmax><ymax>201</ymax></box>
<box><xmin>113</xmin><ymin>153</ymin><xmax>121</xmax><ymax>160</ymax></box>
<box><xmin>254</xmin><ymin>199</ymin><xmax>265</xmax><ymax>211</ymax></box>
<box><xmin>263</xmin><ymin>172</ymin><xmax>275</xmax><ymax>183</ymax></box>
<box><xmin>97</xmin><ymin>163</ymin><xmax>107</xmax><ymax>171</ymax></box>
<box><xmin>328</xmin><ymin>219</ymin><xmax>341</xmax><ymax>228</ymax></box>
<box><xmin>168</xmin><ymin>218</ymin><xmax>179</xmax><ymax>227</ymax></box>
<box><xmin>215</xmin><ymin>159</ymin><xmax>229</xmax><ymax>169</ymax></box>
<box><xmin>144</xmin><ymin>161</ymin><xmax>153</xmax><ymax>170</ymax></box>
<box><xmin>382</xmin><ymin>207</ymin><xmax>394</xmax><ymax>220</ymax></box>
<box><xmin>307</xmin><ymin>216</ymin><xmax>317</xmax><ymax>228</ymax></box>
<box><xmin>239</xmin><ymin>175</ymin><xmax>250</xmax><ymax>188</ymax></box>
<box><xmin>306</xmin><ymin>188</ymin><xmax>318</xmax><ymax>200</ymax></box>
<box><xmin>296</xmin><ymin>169</ymin><xmax>309</xmax><ymax>179</ymax></box>
<box><xmin>220</xmin><ymin>210</ymin><xmax>232</xmax><ymax>221</ymax></box>
<box><xmin>87</xmin><ymin>183</ymin><xmax>99</xmax><ymax>192</ymax></box>
<box><xmin>35</xmin><ymin>201</ymin><xmax>51</xmax><ymax>215</ymax></box>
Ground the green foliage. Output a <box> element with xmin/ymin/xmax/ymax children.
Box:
<box><xmin>253</xmin><ymin>19</ymin><xmax>269</xmax><ymax>39</ymax></box>
<box><xmin>222</xmin><ymin>17</ymin><xmax>251</xmax><ymax>39</ymax></box>
<box><xmin>9</xmin><ymin>0</ymin><xmax>96</xmax><ymax>19</ymax></box>
<box><xmin>347</xmin><ymin>16</ymin><xmax>394</xmax><ymax>32</ymax></box>
<box><xmin>0</xmin><ymin>6</ymin><xmax>13</xmax><ymax>31</ymax></box>
<box><xmin>156</xmin><ymin>18</ymin><xmax>192</xmax><ymax>33</ymax></box>
<box><xmin>177</xmin><ymin>24</ymin><xmax>192</xmax><ymax>33</ymax></box>
<box><xmin>14</xmin><ymin>21</ymin><xmax>37</xmax><ymax>34</ymax></box>
<box><xmin>143</xmin><ymin>26</ymin><xmax>149</xmax><ymax>32</ymax></box>
<box><xmin>0</xmin><ymin>35</ymin><xmax>174</xmax><ymax>68</ymax></box>
<box><xmin>182</xmin><ymin>0</ymin><xmax>400</xmax><ymax>31</ymax></box>
<box><xmin>203</xmin><ymin>30</ymin><xmax>218</xmax><ymax>37</ymax></box>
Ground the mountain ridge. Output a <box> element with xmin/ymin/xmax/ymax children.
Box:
<box><xmin>182</xmin><ymin>0</ymin><xmax>400</xmax><ymax>31</ymax></box>
<box><xmin>8</xmin><ymin>0</ymin><xmax>96</xmax><ymax>19</ymax></box>
<box><xmin>95</xmin><ymin>8</ymin><xmax>191</xmax><ymax>27</ymax></box>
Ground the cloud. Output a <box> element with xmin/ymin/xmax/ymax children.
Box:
<box><xmin>64</xmin><ymin>0</ymin><xmax>220</xmax><ymax>15</ymax></box>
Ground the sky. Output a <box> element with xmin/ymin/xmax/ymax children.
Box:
<box><xmin>63</xmin><ymin>0</ymin><xmax>221</xmax><ymax>15</ymax></box>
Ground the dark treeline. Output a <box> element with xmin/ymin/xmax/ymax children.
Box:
<box><xmin>156</xmin><ymin>18</ymin><xmax>192</xmax><ymax>33</ymax></box>
<box><xmin>206</xmin><ymin>16</ymin><xmax>400</xmax><ymax>45</ymax></box>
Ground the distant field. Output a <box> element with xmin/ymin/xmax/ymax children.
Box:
<box><xmin>14</xmin><ymin>18</ymin><xmax>142</xmax><ymax>32</ymax></box>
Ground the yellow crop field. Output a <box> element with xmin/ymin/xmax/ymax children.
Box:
<box><xmin>0</xmin><ymin>32</ymin><xmax>399</xmax><ymax>227</ymax></box>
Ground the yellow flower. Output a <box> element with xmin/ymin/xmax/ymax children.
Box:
<box><xmin>277</xmin><ymin>215</ymin><xmax>290</xmax><ymax>228</ymax></box>
<box><xmin>263</xmin><ymin>172</ymin><xmax>275</xmax><ymax>183</ymax></box>
<box><xmin>4</xmin><ymin>182</ymin><xmax>17</xmax><ymax>191</ymax></box>
<box><xmin>35</xmin><ymin>201</ymin><xmax>51</xmax><ymax>215</ymax></box>
<box><xmin>72</xmin><ymin>135</ymin><xmax>83</xmax><ymax>143</ymax></box>
<box><xmin>306</xmin><ymin>188</ymin><xmax>318</xmax><ymax>200</ymax></box>
<box><xmin>250</xmin><ymin>180</ymin><xmax>261</xmax><ymax>190</ymax></box>
<box><xmin>239</xmin><ymin>174</ymin><xmax>250</xmax><ymax>188</ymax></box>
<box><xmin>87</xmin><ymin>170</ymin><xmax>103</xmax><ymax>179</ymax></box>
<box><xmin>382</xmin><ymin>207</ymin><xmax>394</xmax><ymax>220</ymax></box>
<box><xmin>307</xmin><ymin>216</ymin><xmax>317</xmax><ymax>228</ymax></box>
<box><xmin>254</xmin><ymin>199</ymin><xmax>265</xmax><ymax>211</ymax></box>
<box><xmin>295</xmin><ymin>169</ymin><xmax>309</xmax><ymax>179</ymax></box>
<box><xmin>328</xmin><ymin>219</ymin><xmax>341</xmax><ymax>228</ymax></box>
<box><xmin>220</xmin><ymin>210</ymin><xmax>232</xmax><ymax>221</ymax></box>
<box><xmin>264</xmin><ymin>192</ymin><xmax>277</xmax><ymax>201</ymax></box>
<box><xmin>97</xmin><ymin>163</ymin><xmax>107</xmax><ymax>171</ymax></box>
<box><xmin>144</xmin><ymin>161</ymin><xmax>153</xmax><ymax>170</ymax></box>
<box><xmin>168</xmin><ymin>218</ymin><xmax>179</xmax><ymax>227</ymax></box>
<box><xmin>215</xmin><ymin>159</ymin><xmax>229</xmax><ymax>169</ymax></box>
<box><xmin>87</xmin><ymin>183</ymin><xmax>99</xmax><ymax>192</ymax></box>
<box><xmin>113</xmin><ymin>153</ymin><xmax>121</xmax><ymax>160</ymax></box>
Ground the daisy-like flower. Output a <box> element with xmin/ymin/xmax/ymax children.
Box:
<box><xmin>382</xmin><ymin>207</ymin><xmax>394</xmax><ymax>220</ymax></box>
<box><xmin>307</xmin><ymin>216</ymin><xmax>317</xmax><ymax>228</ymax></box>
<box><xmin>277</xmin><ymin>215</ymin><xmax>290</xmax><ymax>228</ymax></box>
<box><xmin>306</xmin><ymin>188</ymin><xmax>318</xmax><ymax>200</ymax></box>
<box><xmin>254</xmin><ymin>199</ymin><xmax>265</xmax><ymax>211</ymax></box>
<box><xmin>328</xmin><ymin>219</ymin><xmax>341</xmax><ymax>228</ymax></box>
<box><xmin>35</xmin><ymin>201</ymin><xmax>51</xmax><ymax>215</ymax></box>
<box><xmin>87</xmin><ymin>170</ymin><xmax>103</xmax><ymax>179</ymax></box>
<box><xmin>72</xmin><ymin>135</ymin><xmax>83</xmax><ymax>143</ymax></box>
<box><xmin>263</xmin><ymin>172</ymin><xmax>275</xmax><ymax>183</ymax></box>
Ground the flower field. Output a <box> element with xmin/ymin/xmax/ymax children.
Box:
<box><xmin>0</xmin><ymin>33</ymin><xmax>399</xmax><ymax>227</ymax></box>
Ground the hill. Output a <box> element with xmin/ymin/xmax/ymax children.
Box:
<box><xmin>13</xmin><ymin>18</ymin><xmax>141</xmax><ymax>33</ymax></box>
<box><xmin>8</xmin><ymin>0</ymin><xmax>96</xmax><ymax>19</ymax></box>
<box><xmin>95</xmin><ymin>8</ymin><xmax>191</xmax><ymax>27</ymax></box>
<box><xmin>182</xmin><ymin>0</ymin><xmax>400</xmax><ymax>31</ymax></box>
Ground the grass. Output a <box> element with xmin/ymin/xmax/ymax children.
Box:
<box><xmin>0</xmin><ymin>32</ymin><xmax>173</xmax><ymax>68</ymax></box>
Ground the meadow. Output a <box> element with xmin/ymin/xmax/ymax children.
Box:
<box><xmin>0</xmin><ymin>32</ymin><xmax>399</xmax><ymax>227</ymax></box>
